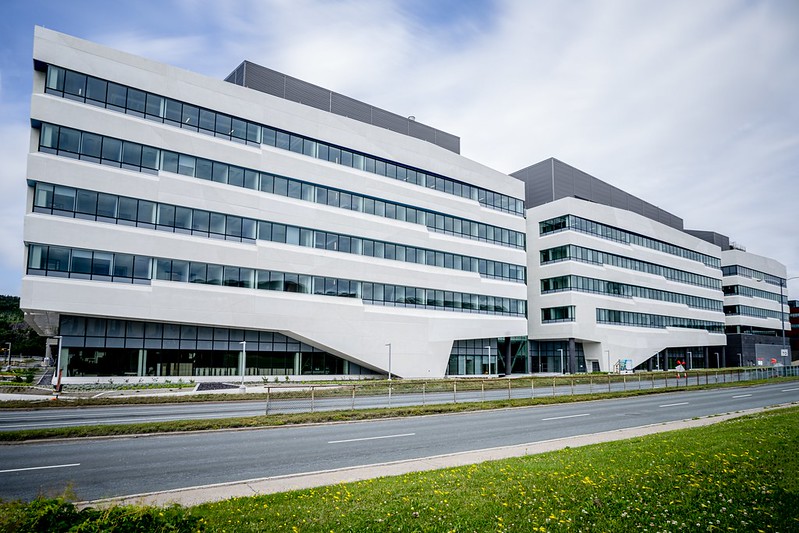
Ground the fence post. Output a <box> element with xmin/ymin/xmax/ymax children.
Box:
<box><xmin>589</xmin><ymin>376</ymin><xmax>592</xmax><ymax>394</ymax></box>
<box><xmin>311</xmin><ymin>386</ymin><xmax>315</xmax><ymax>413</ymax></box>
<box><xmin>571</xmin><ymin>378</ymin><xmax>574</xmax><ymax>396</ymax></box>
<box><xmin>351</xmin><ymin>385</ymin><xmax>355</xmax><ymax>410</ymax></box>
<box><xmin>638</xmin><ymin>374</ymin><xmax>641</xmax><ymax>390</ymax></box>
<box><xmin>623</xmin><ymin>375</ymin><xmax>626</xmax><ymax>391</ymax></box>
<box><xmin>265</xmin><ymin>386</ymin><xmax>270</xmax><ymax>415</ymax></box>
<box><xmin>423</xmin><ymin>382</ymin><xmax>426</xmax><ymax>406</ymax></box>
<box><xmin>388</xmin><ymin>383</ymin><xmax>392</xmax><ymax>407</ymax></box>
<box><xmin>453</xmin><ymin>381</ymin><xmax>457</xmax><ymax>403</ymax></box>
<box><xmin>608</xmin><ymin>374</ymin><xmax>611</xmax><ymax>393</ymax></box>
<box><xmin>508</xmin><ymin>379</ymin><xmax>512</xmax><ymax>400</ymax></box>
<box><xmin>531</xmin><ymin>378</ymin><xmax>534</xmax><ymax>399</ymax></box>
<box><xmin>552</xmin><ymin>377</ymin><xmax>556</xmax><ymax>397</ymax></box>
<box><xmin>482</xmin><ymin>381</ymin><xmax>485</xmax><ymax>403</ymax></box>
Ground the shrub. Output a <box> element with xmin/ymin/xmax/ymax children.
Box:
<box><xmin>0</xmin><ymin>498</ymin><xmax>203</xmax><ymax>532</ymax></box>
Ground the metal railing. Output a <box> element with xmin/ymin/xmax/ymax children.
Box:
<box><xmin>261</xmin><ymin>367</ymin><xmax>799</xmax><ymax>415</ymax></box>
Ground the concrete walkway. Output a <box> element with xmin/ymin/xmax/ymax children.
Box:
<box><xmin>81</xmin><ymin>404</ymin><xmax>787</xmax><ymax>509</ymax></box>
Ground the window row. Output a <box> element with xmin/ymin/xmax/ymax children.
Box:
<box><xmin>37</xmin><ymin>123</ymin><xmax>525</xmax><ymax>249</ymax></box>
<box><xmin>540</xmin><ymin>244</ymin><xmax>722</xmax><ymax>290</ymax></box>
<box><xmin>32</xmin><ymin>183</ymin><xmax>526</xmax><ymax>283</ymax></box>
<box><xmin>59</xmin><ymin>315</ymin><xmax>316</xmax><ymax>352</ymax></box>
<box><xmin>539</xmin><ymin>215</ymin><xmax>720</xmax><ymax>268</ymax></box>
<box><xmin>723</xmin><ymin>305</ymin><xmax>784</xmax><ymax>320</ymax></box>
<box><xmin>722</xmin><ymin>284</ymin><xmax>786</xmax><ymax>304</ymax></box>
<box><xmin>44</xmin><ymin>64</ymin><xmax>524</xmax><ymax>216</ymax></box>
<box><xmin>596</xmin><ymin>308</ymin><xmax>724</xmax><ymax>333</ymax></box>
<box><xmin>541</xmin><ymin>306</ymin><xmax>575</xmax><ymax>323</ymax></box>
<box><xmin>721</xmin><ymin>265</ymin><xmax>785</xmax><ymax>287</ymax></box>
<box><xmin>27</xmin><ymin>244</ymin><xmax>527</xmax><ymax>317</ymax></box>
<box><xmin>60</xmin><ymin>346</ymin><xmax>371</xmax><ymax>377</ymax></box>
<box><xmin>541</xmin><ymin>275</ymin><xmax>723</xmax><ymax>311</ymax></box>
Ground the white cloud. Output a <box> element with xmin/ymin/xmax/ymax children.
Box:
<box><xmin>0</xmin><ymin>119</ymin><xmax>29</xmax><ymax>295</ymax></box>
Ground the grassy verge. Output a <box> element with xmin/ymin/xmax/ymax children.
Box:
<box><xmin>2</xmin><ymin>406</ymin><xmax>797</xmax><ymax>532</ymax></box>
<box><xmin>2</xmin><ymin>377</ymin><xmax>798</xmax><ymax>442</ymax></box>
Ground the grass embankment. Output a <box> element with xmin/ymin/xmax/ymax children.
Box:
<box><xmin>2</xmin><ymin>407</ymin><xmax>797</xmax><ymax>532</ymax></box>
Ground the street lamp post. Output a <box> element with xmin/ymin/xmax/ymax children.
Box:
<box><xmin>557</xmin><ymin>348</ymin><xmax>564</xmax><ymax>374</ymax></box>
<box><xmin>239</xmin><ymin>341</ymin><xmax>246</xmax><ymax>387</ymax></box>
<box><xmin>385</xmin><ymin>343</ymin><xmax>392</xmax><ymax>381</ymax></box>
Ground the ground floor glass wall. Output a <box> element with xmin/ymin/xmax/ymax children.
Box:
<box><xmin>58</xmin><ymin>315</ymin><xmax>376</xmax><ymax>377</ymax></box>
<box><xmin>446</xmin><ymin>337</ymin><xmax>530</xmax><ymax>375</ymax></box>
<box><xmin>528</xmin><ymin>341</ymin><xmax>586</xmax><ymax>373</ymax></box>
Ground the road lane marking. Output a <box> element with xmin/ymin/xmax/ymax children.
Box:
<box><xmin>541</xmin><ymin>413</ymin><xmax>589</xmax><ymax>421</ymax></box>
<box><xmin>732</xmin><ymin>394</ymin><xmax>752</xmax><ymax>399</ymax></box>
<box><xmin>659</xmin><ymin>402</ymin><xmax>689</xmax><ymax>408</ymax></box>
<box><xmin>782</xmin><ymin>387</ymin><xmax>799</xmax><ymax>392</ymax></box>
<box><xmin>328</xmin><ymin>433</ymin><xmax>415</xmax><ymax>444</ymax></box>
<box><xmin>0</xmin><ymin>463</ymin><xmax>80</xmax><ymax>474</ymax></box>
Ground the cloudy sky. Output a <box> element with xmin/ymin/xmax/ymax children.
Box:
<box><xmin>1</xmin><ymin>0</ymin><xmax>797</xmax><ymax>296</ymax></box>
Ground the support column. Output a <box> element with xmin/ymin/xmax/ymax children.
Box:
<box><xmin>137</xmin><ymin>349</ymin><xmax>147</xmax><ymax>376</ymax></box>
<box><xmin>568</xmin><ymin>338</ymin><xmax>577</xmax><ymax>374</ymax></box>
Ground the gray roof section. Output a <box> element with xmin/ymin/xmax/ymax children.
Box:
<box><xmin>511</xmin><ymin>158</ymin><xmax>684</xmax><ymax>230</ymax></box>
<box><xmin>225</xmin><ymin>61</ymin><xmax>460</xmax><ymax>154</ymax></box>
<box><xmin>684</xmin><ymin>230</ymin><xmax>731</xmax><ymax>249</ymax></box>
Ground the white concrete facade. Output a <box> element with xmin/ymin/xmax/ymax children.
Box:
<box><xmin>21</xmin><ymin>28</ymin><xmax>528</xmax><ymax>381</ymax></box>
<box><xmin>721</xmin><ymin>248</ymin><xmax>789</xmax><ymax>366</ymax></box>
<box><xmin>527</xmin><ymin>197</ymin><xmax>727</xmax><ymax>372</ymax></box>
<box><xmin>721</xmin><ymin>249</ymin><xmax>788</xmax><ymax>334</ymax></box>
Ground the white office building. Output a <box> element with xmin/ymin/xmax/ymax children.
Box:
<box><xmin>21</xmin><ymin>27</ymin><xmax>528</xmax><ymax>382</ymax></box>
<box><xmin>684</xmin><ymin>231</ymin><xmax>790</xmax><ymax>366</ymax></box>
<box><xmin>513</xmin><ymin>159</ymin><xmax>728</xmax><ymax>372</ymax></box>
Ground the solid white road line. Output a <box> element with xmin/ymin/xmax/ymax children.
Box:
<box><xmin>0</xmin><ymin>463</ymin><xmax>80</xmax><ymax>474</ymax></box>
<box><xmin>732</xmin><ymin>394</ymin><xmax>752</xmax><ymax>399</ymax></box>
<box><xmin>541</xmin><ymin>413</ymin><xmax>590</xmax><ymax>421</ymax></box>
<box><xmin>659</xmin><ymin>402</ymin><xmax>689</xmax><ymax>408</ymax></box>
<box><xmin>328</xmin><ymin>433</ymin><xmax>416</xmax><ymax>444</ymax></box>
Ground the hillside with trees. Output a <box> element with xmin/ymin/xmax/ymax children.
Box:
<box><xmin>0</xmin><ymin>295</ymin><xmax>46</xmax><ymax>357</ymax></box>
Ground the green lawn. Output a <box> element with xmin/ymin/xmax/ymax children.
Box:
<box><xmin>3</xmin><ymin>406</ymin><xmax>798</xmax><ymax>532</ymax></box>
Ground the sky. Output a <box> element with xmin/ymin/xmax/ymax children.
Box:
<box><xmin>0</xmin><ymin>0</ymin><xmax>797</xmax><ymax>297</ymax></box>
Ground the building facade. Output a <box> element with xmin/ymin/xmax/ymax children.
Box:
<box><xmin>20</xmin><ymin>28</ymin><xmax>793</xmax><ymax>382</ymax></box>
<box><xmin>790</xmin><ymin>299</ymin><xmax>799</xmax><ymax>362</ymax></box>
<box><xmin>512</xmin><ymin>159</ymin><xmax>727</xmax><ymax>373</ymax></box>
<box><xmin>719</xmin><ymin>248</ymin><xmax>790</xmax><ymax>366</ymax></box>
<box><xmin>22</xmin><ymin>27</ymin><xmax>528</xmax><ymax>382</ymax></box>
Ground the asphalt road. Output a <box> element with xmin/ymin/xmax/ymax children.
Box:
<box><xmin>1</xmin><ymin>381</ymin><xmax>797</xmax><ymax>502</ymax></box>
<box><xmin>0</xmin><ymin>370</ymin><xmax>753</xmax><ymax>431</ymax></box>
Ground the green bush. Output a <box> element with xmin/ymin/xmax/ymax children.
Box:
<box><xmin>0</xmin><ymin>498</ymin><xmax>203</xmax><ymax>532</ymax></box>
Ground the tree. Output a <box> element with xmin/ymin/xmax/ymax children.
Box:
<box><xmin>0</xmin><ymin>295</ymin><xmax>47</xmax><ymax>357</ymax></box>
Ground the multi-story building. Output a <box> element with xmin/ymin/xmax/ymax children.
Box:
<box><xmin>790</xmin><ymin>299</ymin><xmax>799</xmax><ymax>362</ymax></box>
<box><xmin>21</xmin><ymin>27</ymin><xmax>528</xmax><ymax>382</ymax></box>
<box><xmin>19</xmin><ymin>28</ymin><xmax>793</xmax><ymax>381</ymax></box>
<box><xmin>685</xmin><ymin>233</ymin><xmax>789</xmax><ymax>367</ymax></box>
<box><xmin>512</xmin><ymin>159</ymin><xmax>727</xmax><ymax>373</ymax></box>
